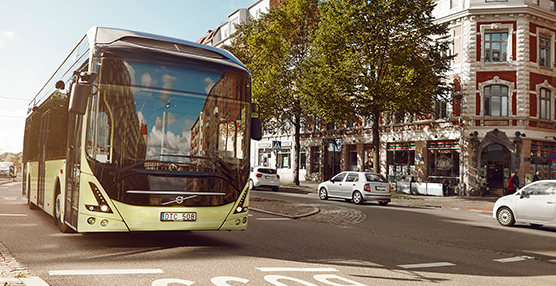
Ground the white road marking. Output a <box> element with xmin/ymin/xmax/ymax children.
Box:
<box><xmin>0</xmin><ymin>213</ymin><xmax>27</xmax><ymax>217</ymax></box>
<box><xmin>398</xmin><ymin>262</ymin><xmax>456</xmax><ymax>269</ymax></box>
<box><xmin>493</xmin><ymin>256</ymin><xmax>534</xmax><ymax>263</ymax></box>
<box><xmin>1</xmin><ymin>182</ymin><xmax>21</xmax><ymax>187</ymax></box>
<box><xmin>256</xmin><ymin>267</ymin><xmax>338</xmax><ymax>272</ymax></box>
<box><xmin>48</xmin><ymin>269</ymin><xmax>164</xmax><ymax>276</ymax></box>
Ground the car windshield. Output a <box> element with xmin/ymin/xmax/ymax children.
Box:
<box><xmin>365</xmin><ymin>173</ymin><xmax>387</xmax><ymax>182</ymax></box>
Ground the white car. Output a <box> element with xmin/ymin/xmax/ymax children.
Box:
<box><xmin>493</xmin><ymin>180</ymin><xmax>556</xmax><ymax>228</ymax></box>
<box><xmin>249</xmin><ymin>166</ymin><xmax>280</xmax><ymax>191</ymax></box>
<box><xmin>318</xmin><ymin>171</ymin><xmax>391</xmax><ymax>205</ymax></box>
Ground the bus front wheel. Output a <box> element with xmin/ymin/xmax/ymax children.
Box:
<box><xmin>55</xmin><ymin>192</ymin><xmax>72</xmax><ymax>233</ymax></box>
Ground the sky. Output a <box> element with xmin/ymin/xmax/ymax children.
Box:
<box><xmin>0</xmin><ymin>0</ymin><xmax>256</xmax><ymax>154</ymax></box>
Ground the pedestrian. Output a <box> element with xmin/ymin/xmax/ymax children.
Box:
<box><xmin>507</xmin><ymin>173</ymin><xmax>515</xmax><ymax>195</ymax></box>
<box><xmin>533</xmin><ymin>171</ymin><xmax>540</xmax><ymax>182</ymax></box>
<box><xmin>510</xmin><ymin>172</ymin><xmax>520</xmax><ymax>194</ymax></box>
<box><xmin>442</xmin><ymin>178</ymin><xmax>450</xmax><ymax>196</ymax></box>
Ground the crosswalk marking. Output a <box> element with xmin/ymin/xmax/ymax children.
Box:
<box><xmin>49</xmin><ymin>269</ymin><xmax>164</xmax><ymax>276</ymax></box>
<box><xmin>398</xmin><ymin>262</ymin><xmax>456</xmax><ymax>269</ymax></box>
<box><xmin>493</xmin><ymin>256</ymin><xmax>534</xmax><ymax>263</ymax></box>
<box><xmin>257</xmin><ymin>267</ymin><xmax>338</xmax><ymax>272</ymax></box>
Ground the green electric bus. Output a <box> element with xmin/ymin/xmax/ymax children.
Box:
<box><xmin>23</xmin><ymin>27</ymin><xmax>261</xmax><ymax>232</ymax></box>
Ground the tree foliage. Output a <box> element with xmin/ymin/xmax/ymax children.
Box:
<box><xmin>300</xmin><ymin>0</ymin><xmax>454</xmax><ymax>172</ymax></box>
<box><xmin>224</xmin><ymin>0</ymin><xmax>320</xmax><ymax>185</ymax></box>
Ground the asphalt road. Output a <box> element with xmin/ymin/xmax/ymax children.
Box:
<box><xmin>1</xmin><ymin>181</ymin><xmax>556</xmax><ymax>285</ymax></box>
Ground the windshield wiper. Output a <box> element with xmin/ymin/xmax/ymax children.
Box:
<box><xmin>157</xmin><ymin>154</ymin><xmax>237</xmax><ymax>183</ymax></box>
<box><xmin>108</xmin><ymin>155</ymin><xmax>237</xmax><ymax>184</ymax></box>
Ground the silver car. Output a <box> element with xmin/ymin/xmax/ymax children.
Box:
<box><xmin>318</xmin><ymin>172</ymin><xmax>391</xmax><ymax>205</ymax></box>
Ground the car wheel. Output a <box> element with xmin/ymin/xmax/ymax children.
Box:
<box><xmin>271</xmin><ymin>187</ymin><xmax>279</xmax><ymax>192</ymax></box>
<box><xmin>249</xmin><ymin>179</ymin><xmax>255</xmax><ymax>190</ymax></box>
<box><xmin>352</xmin><ymin>191</ymin><xmax>364</xmax><ymax>204</ymax></box>
<box><xmin>378</xmin><ymin>201</ymin><xmax>389</xmax><ymax>206</ymax></box>
<box><xmin>318</xmin><ymin>188</ymin><xmax>328</xmax><ymax>200</ymax></box>
<box><xmin>497</xmin><ymin>207</ymin><xmax>515</xmax><ymax>227</ymax></box>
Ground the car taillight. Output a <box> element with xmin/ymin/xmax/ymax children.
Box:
<box><xmin>276</xmin><ymin>174</ymin><xmax>280</xmax><ymax>179</ymax></box>
<box><xmin>255</xmin><ymin>173</ymin><xmax>263</xmax><ymax>178</ymax></box>
<box><xmin>364</xmin><ymin>184</ymin><xmax>371</xmax><ymax>192</ymax></box>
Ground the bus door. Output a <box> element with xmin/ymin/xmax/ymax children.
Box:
<box><xmin>63</xmin><ymin>114</ymin><xmax>83</xmax><ymax>230</ymax></box>
<box><xmin>37</xmin><ymin>111</ymin><xmax>51</xmax><ymax>208</ymax></box>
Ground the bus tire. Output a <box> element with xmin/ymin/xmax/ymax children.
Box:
<box><xmin>55</xmin><ymin>191</ymin><xmax>72</xmax><ymax>233</ymax></box>
<box><xmin>27</xmin><ymin>177</ymin><xmax>39</xmax><ymax>210</ymax></box>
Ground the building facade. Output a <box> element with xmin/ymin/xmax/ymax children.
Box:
<box><xmin>201</xmin><ymin>0</ymin><xmax>556</xmax><ymax>195</ymax></box>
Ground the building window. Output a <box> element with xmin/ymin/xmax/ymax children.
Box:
<box><xmin>552</xmin><ymin>0</ymin><xmax>556</xmax><ymax>11</ymax></box>
<box><xmin>540</xmin><ymin>88</ymin><xmax>552</xmax><ymax>120</ymax></box>
<box><xmin>277</xmin><ymin>150</ymin><xmax>291</xmax><ymax>169</ymax></box>
<box><xmin>532</xmin><ymin>0</ymin><xmax>539</xmax><ymax>5</ymax></box>
<box><xmin>311</xmin><ymin>146</ymin><xmax>320</xmax><ymax>173</ymax></box>
<box><xmin>300</xmin><ymin>148</ymin><xmax>307</xmax><ymax>170</ymax></box>
<box><xmin>484</xmin><ymin>85</ymin><xmax>508</xmax><ymax>117</ymax></box>
<box><xmin>434</xmin><ymin>96</ymin><xmax>449</xmax><ymax>119</ymax></box>
<box><xmin>450</xmin><ymin>0</ymin><xmax>460</xmax><ymax>9</ymax></box>
<box><xmin>387</xmin><ymin>142</ymin><xmax>415</xmax><ymax>182</ymax></box>
<box><xmin>540</xmin><ymin>36</ymin><xmax>551</xmax><ymax>68</ymax></box>
<box><xmin>485</xmin><ymin>32</ymin><xmax>508</xmax><ymax>62</ymax></box>
<box><xmin>531</xmin><ymin>141</ymin><xmax>556</xmax><ymax>180</ymax></box>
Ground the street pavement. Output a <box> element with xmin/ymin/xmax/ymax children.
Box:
<box><xmin>250</xmin><ymin>181</ymin><xmax>496</xmax><ymax>219</ymax></box>
<box><xmin>0</xmin><ymin>178</ymin><xmax>498</xmax><ymax>286</ymax></box>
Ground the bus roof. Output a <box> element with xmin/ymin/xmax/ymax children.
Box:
<box><xmin>28</xmin><ymin>27</ymin><xmax>247</xmax><ymax>112</ymax></box>
<box><xmin>88</xmin><ymin>26</ymin><xmax>244</xmax><ymax>66</ymax></box>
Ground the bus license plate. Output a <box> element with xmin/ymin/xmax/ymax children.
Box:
<box><xmin>160</xmin><ymin>212</ymin><xmax>197</xmax><ymax>222</ymax></box>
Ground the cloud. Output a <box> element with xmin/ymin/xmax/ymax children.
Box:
<box><xmin>162</xmin><ymin>74</ymin><xmax>177</xmax><ymax>89</ymax></box>
<box><xmin>141</xmin><ymin>72</ymin><xmax>157</xmax><ymax>87</ymax></box>
<box><xmin>204</xmin><ymin>77</ymin><xmax>216</xmax><ymax>94</ymax></box>
<box><xmin>0</xmin><ymin>31</ymin><xmax>19</xmax><ymax>49</ymax></box>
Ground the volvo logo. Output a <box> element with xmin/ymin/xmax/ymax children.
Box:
<box><xmin>176</xmin><ymin>196</ymin><xmax>184</xmax><ymax>204</ymax></box>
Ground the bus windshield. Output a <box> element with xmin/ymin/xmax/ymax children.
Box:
<box><xmin>86</xmin><ymin>55</ymin><xmax>251</xmax><ymax>206</ymax></box>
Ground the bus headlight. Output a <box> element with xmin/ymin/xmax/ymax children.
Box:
<box><xmin>234</xmin><ymin>190</ymin><xmax>249</xmax><ymax>214</ymax></box>
<box><xmin>85</xmin><ymin>183</ymin><xmax>113</xmax><ymax>213</ymax></box>
<box><xmin>100</xmin><ymin>219</ymin><xmax>109</xmax><ymax>227</ymax></box>
<box><xmin>87</xmin><ymin>217</ymin><xmax>96</xmax><ymax>225</ymax></box>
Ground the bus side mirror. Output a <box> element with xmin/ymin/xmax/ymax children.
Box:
<box><xmin>69</xmin><ymin>72</ymin><xmax>97</xmax><ymax>115</ymax></box>
<box><xmin>251</xmin><ymin>103</ymin><xmax>262</xmax><ymax>141</ymax></box>
<box><xmin>251</xmin><ymin>117</ymin><xmax>262</xmax><ymax>140</ymax></box>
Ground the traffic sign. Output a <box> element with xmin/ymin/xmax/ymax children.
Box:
<box><xmin>272</xmin><ymin>140</ymin><xmax>281</xmax><ymax>150</ymax></box>
<box><xmin>550</xmin><ymin>151</ymin><xmax>556</xmax><ymax>162</ymax></box>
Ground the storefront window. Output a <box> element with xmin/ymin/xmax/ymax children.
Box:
<box><xmin>311</xmin><ymin>146</ymin><xmax>320</xmax><ymax>173</ymax></box>
<box><xmin>428</xmin><ymin>140</ymin><xmax>460</xmax><ymax>186</ymax></box>
<box><xmin>300</xmin><ymin>148</ymin><xmax>306</xmax><ymax>170</ymax></box>
<box><xmin>531</xmin><ymin>141</ymin><xmax>556</xmax><ymax>180</ymax></box>
<box><xmin>348</xmin><ymin>145</ymin><xmax>358</xmax><ymax>171</ymax></box>
<box><xmin>387</xmin><ymin>142</ymin><xmax>415</xmax><ymax>182</ymax></box>
<box><xmin>364</xmin><ymin>144</ymin><xmax>373</xmax><ymax>172</ymax></box>
<box><xmin>277</xmin><ymin>150</ymin><xmax>291</xmax><ymax>169</ymax></box>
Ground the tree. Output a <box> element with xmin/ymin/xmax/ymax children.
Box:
<box><xmin>300</xmin><ymin>0</ymin><xmax>453</xmax><ymax>173</ymax></box>
<box><xmin>224</xmin><ymin>0</ymin><xmax>320</xmax><ymax>185</ymax></box>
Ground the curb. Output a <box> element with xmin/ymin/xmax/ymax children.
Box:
<box><xmin>250</xmin><ymin>206</ymin><xmax>320</xmax><ymax>219</ymax></box>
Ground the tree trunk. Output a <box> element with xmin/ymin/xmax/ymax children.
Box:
<box><xmin>372</xmin><ymin>109</ymin><xmax>380</xmax><ymax>173</ymax></box>
<box><xmin>293</xmin><ymin>107</ymin><xmax>301</xmax><ymax>186</ymax></box>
